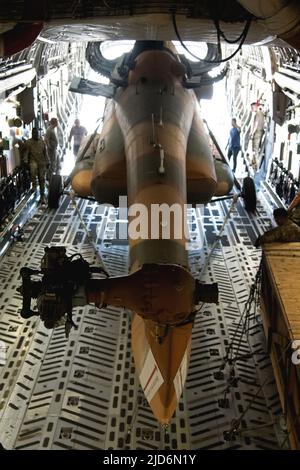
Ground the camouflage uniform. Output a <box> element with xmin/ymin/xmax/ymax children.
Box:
<box><xmin>251</xmin><ymin>109</ymin><xmax>264</xmax><ymax>169</ymax></box>
<box><xmin>289</xmin><ymin>190</ymin><xmax>300</xmax><ymax>226</ymax></box>
<box><xmin>45</xmin><ymin>126</ymin><xmax>58</xmax><ymax>175</ymax></box>
<box><xmin>290</xmin><ymin>207</ymin><xmax>300</xmax><ymax>226</ymax></box>
<box><xmin>24</xmin><ymin>138</ymin><xmax>48</xmax><ymax>198</ymax></box>
<box><xmin>255</xmin><ymin>220</ymin><xmax>300</xmax><ymax>246</ymax></box>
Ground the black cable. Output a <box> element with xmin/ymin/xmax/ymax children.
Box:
<box><xmin>221</xmin><ymin>260</ymin><xmax>262</xmax><ymax>367</ymax></box>
<box><xmin>226</xmin><ymin>340</ymin><xmax>293</xmax><ymax>443</ymax></box>
<box><xmin>172</xmin><ymin>12</ymin><xmax>252</xmax><ymax>64</ymax></box>
<box><xmin>213</xmin><ymin>18</ymin><xmax>248</xmax><ymax>44</ymax></box>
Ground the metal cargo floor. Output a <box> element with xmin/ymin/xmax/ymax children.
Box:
<box><xmin>0</xmin><ymin>188</ymin><xmax>288</xmax><ymax>450</ymax></box>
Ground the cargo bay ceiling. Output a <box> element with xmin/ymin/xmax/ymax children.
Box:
<box><xmin>0</xmin><ymin>0</ymin><xmax>300</xmax><ymax>51</ymax></box>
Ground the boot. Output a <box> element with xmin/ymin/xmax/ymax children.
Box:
<box><xmin>39</xmin><ymin>194</ymin><xmax>46</xmax><ymax>205</ymax></box>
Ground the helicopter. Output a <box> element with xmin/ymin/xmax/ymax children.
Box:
<box><xmin>18</xmin><ymin>40</ymin><xmax>257</xmax><ymax>424</ymax></box>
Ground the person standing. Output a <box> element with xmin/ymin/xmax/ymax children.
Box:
<box><xmin>250</xmin><ymin>102</ymin><xmax>264</xmax><ymax>170</ymax></box>
<box><xmin>24</xmin><ymin>128</ymin><xmax>49</xmax><ymax>204</ymax></box>
<box><xmin>226</xmin><ymin>118</ymin><xmax>241</xmax><ymax>173</ymax></box>
<box><xmin>68</xmin><ymin>119</ymin><xmax>87</xmax><ymax>157</ymax></box>
<box><xmin>45</xmin><ymin>117</ymin><xmax>58</xmax><ymax>176</ymax></box>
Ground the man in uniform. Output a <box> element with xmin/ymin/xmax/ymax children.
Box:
<box><xmin>45</xmin><ymin>117</ymin><xmax>58</xmax><ymax>176</ymax></box>
<box><xmin>226</xmin><ymin>118</ymin><xmax>241</xmax><ymax>173</ymax></box>
<box><xmin>254</xmin><ymin>208</ymin><xmax>300</xmax><ymax>247</ymax></box>
<box><xmin>250</xmin><ymin>102</ymin><xmax>264</xmax><ymax>171</ymax></box>
<box><xmin>24</xmin><ymin>128</ymin><xmax>49</xmax><ymax>204</ymax></box>
<box><xmin>68</xmin><ymin>119</ymin><xmax>87</xmax><ymax>157</ymax></box>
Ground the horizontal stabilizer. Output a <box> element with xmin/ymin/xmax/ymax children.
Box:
<box><xmin>69</xmin><ymin>77</ymin><xmax>116</xmax><ymax>98</ymax></box>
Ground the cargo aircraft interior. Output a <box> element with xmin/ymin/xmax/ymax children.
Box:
<box><xmin>0</xmin><ymin>0</ymin><xmax>300</xmax><ymax>451</ymax></box>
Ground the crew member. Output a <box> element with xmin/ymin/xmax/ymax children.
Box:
<box><xmin>45</xmin><ymin>117</ymin><xmax>59</xmax><ymax>176</ymax></box>
<box><xmin>226</xmin><ymin>118</ymin><xmax>241</xmax><ymax>173</ymax></box>
<box><xmin>254</xmin><ymin>207</ymin><xmax>300</xmax><ymax>247</ymax></box>
<box><xmin>24</xmin><ymin>128</ymin><xmax>49</xmax><ymax>204</ymax></box>
<box><xmin>288</xmin><ymin>189</ymin><xmax>300</xmax><ymax>226</ymax></box>
<box><xmin>68</xmin><ymin>119</ymin><xmax>87</xmax><ymax>157</ymax></box>
<box><xmin>250</xmin><ymin>102</ymin><xmax>264</xmax><ymax>171</ymax></box>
